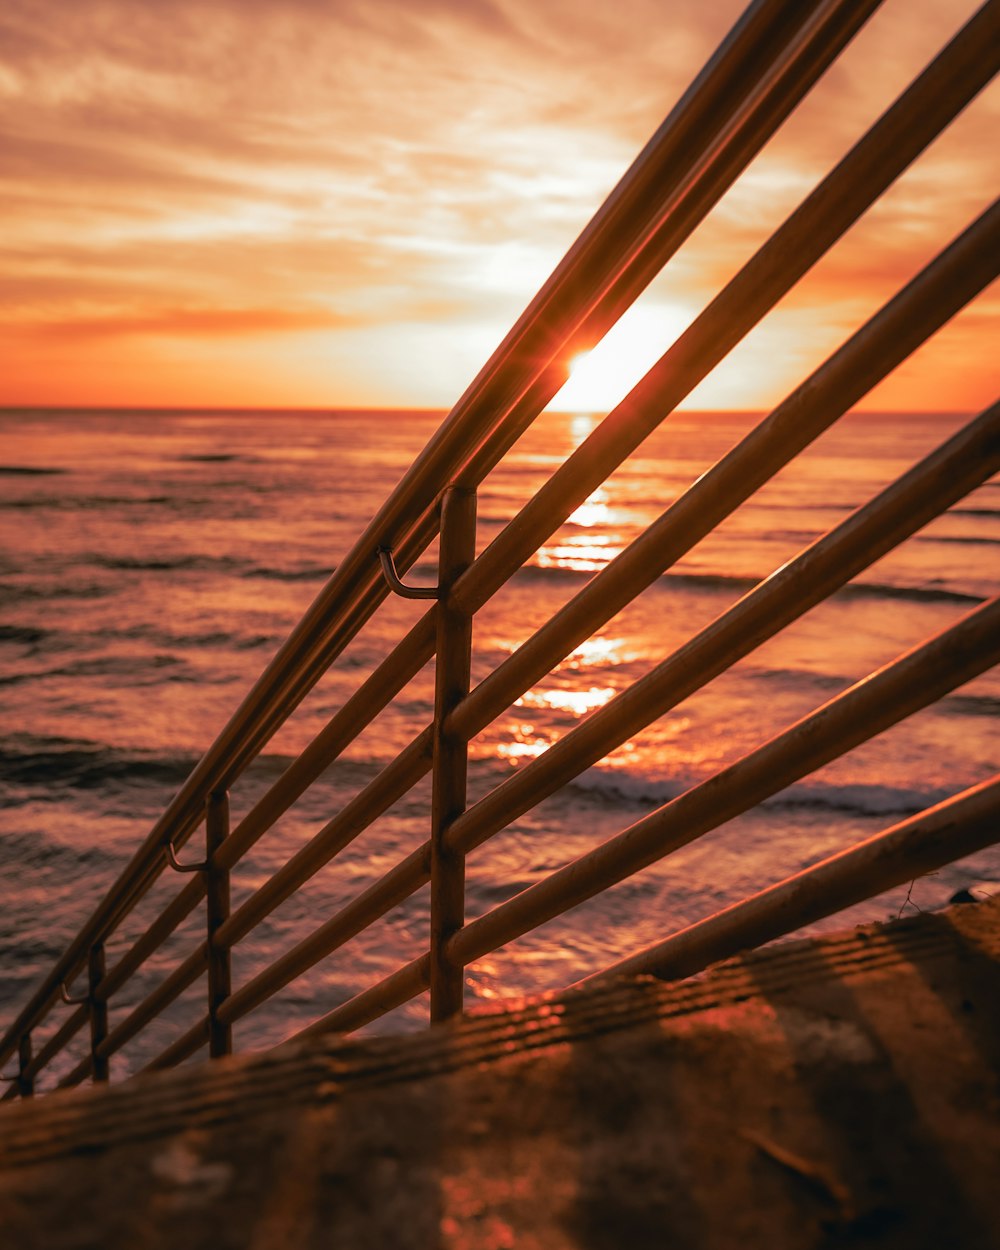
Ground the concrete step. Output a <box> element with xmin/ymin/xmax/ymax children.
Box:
<box><xmin>1</xmin><ymin>895</ymin><xmax>998</xmax><ymax>1248</ymax></box>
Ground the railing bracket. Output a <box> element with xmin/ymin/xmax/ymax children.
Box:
<box><xmin>60</xmin><ymin>982</ymin><xmax>88</xmax><ymax>1006</ymax></box>
<box><xmin>165</xmin><ymin>841</ymin><xmax>208</xmax><ymax>873</ymax></box>
<box><xmin>377</xmin><ymin>546</ymin><xmax>441</xmax><ymax>600</ymax></box>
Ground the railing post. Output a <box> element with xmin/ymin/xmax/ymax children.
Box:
<box><xmin>17</xmin><ymin>1033</ymin><xmax>33</xmax><ymax>1098</ymax></box>
<box><xmin>206</xmin><ymin>789</ymin><xmax>232</xmax><ymax>1057</ymax></box>
<box><xmin>430</xmin><ymin>486</ymin><xmax>477</xmax><ymax>1022</ymax></box>
<box><xmin>88</xmin><ymin>943</ymin><xmax>109</xmax><ymax>1083</ymax></box>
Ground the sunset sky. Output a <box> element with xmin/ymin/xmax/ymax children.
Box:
<box><xmin>1</xmin><ymin>0</ymin><xmax>997</xmax><ymax>412</ymax></box>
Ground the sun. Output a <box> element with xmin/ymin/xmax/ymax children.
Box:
<box><xmin>552</xmin><ymin>301</ymin><xmax>693</xmax><ymax>413</ymax></box>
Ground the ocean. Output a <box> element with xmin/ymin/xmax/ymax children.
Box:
<box><xmin>1</xmin><ymin>407</ymin><xmax>997</xmax><ymax>1081</ymax></box>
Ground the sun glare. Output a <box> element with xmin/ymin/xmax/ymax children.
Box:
<box><xmin>552</xmin><ymin>301</ymin><xmax>693</xmax><ymax>413</ymax></box>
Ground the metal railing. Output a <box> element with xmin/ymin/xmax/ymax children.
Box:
<box><xmin>2</xmin><ymin>0</ymin><xmax>998</xmax><ymax>1098</ymax></box>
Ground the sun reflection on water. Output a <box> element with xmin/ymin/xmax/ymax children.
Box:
<box><xmin>518</xmin><ymin>686</ymin><xmax>617</xmax><ymax>716</ymax></box>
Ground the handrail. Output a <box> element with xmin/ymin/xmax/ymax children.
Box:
<box><xmin>3</xmin><ymin>0</ymin><xmax>880</xmax><ymax>1070</ymax></box>
<box><xmin>2</xmin><ymin>0</ymin><xmax>997</xmax><ymax>1096</ymax></box>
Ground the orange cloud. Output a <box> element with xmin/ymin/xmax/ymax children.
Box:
<box><xmin>0</xmin><ymin>0</ymin><xmax>996</xmax><ymax>410</ymax></box>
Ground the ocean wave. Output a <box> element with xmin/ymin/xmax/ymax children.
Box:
<box><xmin>0</xmin><ymin>736</ymin><xmax>391</xmax><ymax>804</ymax></box>
<box><xmin>242</xmin><ymin>564</ymin><xmax>333</xmax><ymax>582</ymax></box>
<box><xmin>566</xmin><ymin>765</ymin><xmax>954</xmax><ymax>819</ymax></box>
<box><xmin>917</xmin><ymin>534</ymin><xmax>1000</xmax><ymax>547</ymax></box>
<box><xmin>0</xmin><ymin>625</ymin><xmax>48</xmax><ymax>646</ymax></box>
<box><xmin>0</xmin><ymin>465</ymin><xmax>67</xmax><ymax>476</ymax></box>
<box><xmin>0</xmin><ymin>493</ymin><xmax>179</xmax><ymax>512</ymax></box>
<box><xmin>176</xmin><ymin>453</ymin><xmax>247</xmax><ymax>463</ymax></box>
<box><xmin>511</xmin><ymin>564</ymin><xmax>983</xmax><ymax>604</ymax></box>
<box><xmin>0</xmin><ymin>736</ymin><xmax>199</xmax><ymax>794</ymax></box>
<box><xmin>0</xmin><ymin>654</ymin><xmax>195</xmax><ymax>689</ymax></box>
<box><xmin>942</xmin><ymin>692</ymin><xmax>1000</xmax><ymax>718</ymax></box>
<box><xmin>94</xmin><ymin>554</ymin><xmax>249</xmax><ymax>574</ymax></box>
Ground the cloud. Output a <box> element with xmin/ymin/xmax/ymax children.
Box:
<box><xmin>0</xmin><ymin>0</ymin><xmax>995</xmax><ymax>407</ymax></box>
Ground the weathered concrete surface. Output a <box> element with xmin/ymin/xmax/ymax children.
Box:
<box><xmin>1</xmin><ymin>897</ymin><xmax>998</xmax><ymax>1249</ymax></box>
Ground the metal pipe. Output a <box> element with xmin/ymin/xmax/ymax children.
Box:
<box><xmin>216</xmin><ymin>842</ymin><xmax>432</xmax><ymax>1026</ymax></box>
<box><xmin>88</xmin><ymin>943</ymin><xmax>109</xmax><ymax>1083</ymax></box>
<box><xmin>95</xmin><ymin>943</ymin><xmax>207</xmax><ymax>1062</ymax></box>
<box><xmin>215</xmin><ymin>398</ymin><xmax>998</xmax><ymax>1031</ymax></box>
<box><xmin>17</xmin><ymin>1034</ymin><xmax>33</xmax><ymax>1099</ymax></box>
<box><xmin>445</xmin><ymin>597</ymin><xmax>1000</xmax><ymax>970</ymax></box>
<box><xmin>0</xmin><ymin>0</ymin><xmax>874</xmax><ymax>1070</ymax></box>
<box><xmin>443</xmin><ymin>398</ymin><xmax>1000</xmax><ymax>860</ymax></box>
<box><xmin>214</xmin><ymin>728</ymin><xmax>434</xmax><ymax>954</ymax></box>
<box><xmin>299</xmin><ymin>954</ymin><xmax>430</xmax><ymax>1039</ymax></box>
<box><xmin>378</xmin><ymin>547</ymin><xmax>441</xmax><ymax>600</ymax></box>
<box><xmin>206</xmin><ymin>791</ymin><xmax>232</xmax><ymax>1058</ymax></box>
<box><xmin>212</xmin><ymin>613</ymin><xmax>436</xmax><ymax>876</ymax></box>
<box><xmin>204</xmin><ymin>215</ymin><xmax>999</xmax><ymax>1011</ymax></box>
<box><xmin>97</xmin><ymin>875</ymin><xmax>205</xmax><ymax>1002</ymax></box>
<box><xmin>56</xmin><ymin>1052</ymin><xmax>94</xmax><ymax>1091</ymax></box>
<box><xmin>142</xmin><ymin>1016</ymin><xmax>211</xmax><ymax>1074</ymax></box>
<box><xmin>448</xmin><ymin>3</ymin><xmax>1000</xmax><ymax>628</ymax></box>
<box><xmin>450</xmin><ymin>201</ymin><xmax>1000</xmax><ymax>745</ymax></box>
<box><xmin>20</xmin><ymin>1005</ymin><xmax>88</xmax><ymax>1083</ymax></box>
<box><xmin>430</xmin><ymin>488</ymin><xmax>477</xmax><ymax>1022</ymax></box>
<box><xmin>579</xmin><ymin>776</ymin><xmax>1000</xmax><ymax>986</ymax></box>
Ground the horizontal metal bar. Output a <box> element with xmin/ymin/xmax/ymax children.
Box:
<box><xmin>0</xmin><ymin>0</ymin><xmax>871</xmax><ymax>1070</ymax></box>
<box><xmin>444</xmin><ymin>398</ymin><xmax>1000</xmax><ymax>861</ymax></box>
<box><xmin>446</xmin><ymin>596</ymin><xmax>1000</xmax><ymax>970</ymax></box>
<box><xmin>580</xmin><ymin>775</ymin><xmax>1000</xmax><ymax>986</ymax></box>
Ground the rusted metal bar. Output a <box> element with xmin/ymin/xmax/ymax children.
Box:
<box><xmin>430</xmin><ymin>488</ymin><xmax>477</xmax><ymax>1022</ymax></box>
<box><xmin>206</xmin><ymin>790</ymin><xmax>232</xmax><ymax>1058</ymax></box>
<box><xmin>445</xmin><ymin>597</ymin><xmax>1000</xmax><ymax>972</ymax></box>
<box><xmin>0</xmin><ymin>0</ymin><xmax>877</xmax><ymax>1072</ymax></box>
<box><xmin>446</xmin><ymin>397</ymin><xmax>1000</xmax><ymax>861</ymax></box>
<box><xmin>88</xmin><ymin>943</ymin><xmax>109</xmax><ymax>1083</ymax></box>
<box><xmin>580</xmin><ymin>775</ymin><xmax>1000</xmax><ymax>987</ymax></box>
